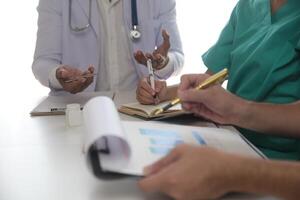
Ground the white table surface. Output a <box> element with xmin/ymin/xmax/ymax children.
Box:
<box><xmin>0</xmin><ymin>91</ymin><xmax>275</xmax><ymax>200</ymax></box>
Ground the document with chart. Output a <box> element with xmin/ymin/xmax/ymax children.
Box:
<box><xmin>83</xmin><ymin>96</ymin><xmax>264</xmax><ymax>177</ymax></box>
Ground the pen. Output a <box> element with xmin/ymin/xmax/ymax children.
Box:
<box><xmin>151</xmin><ymin>68</ymin><xmax>229</xmax><ymax>116</ymax></box>
<box><xmin>50</xmin><ymin>108</ymin><xmax>66</xmax><ymax>112</ymax></box>
<box><xmin>147</xmin><ymin>59</ymin><xmax>159</xmax><ymax>103</ymax></box>
<box><xmin>50</xmin><ymin>107</ymin><xmax>83</xmax><ymax>112</ymax></box>
<box><xmin>64</xmin><ymin>73</ymin><xmax>98</xmax><ymax>83</ymax></box>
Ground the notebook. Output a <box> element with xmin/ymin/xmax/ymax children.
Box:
<box><xmin>83</xmin><ymin>96</ymin><xmax>265</xmax><ymax>177</ymax></box>
<box><xmin>118</xmin><ymin>101</ymin><xmax>187</xmax><ymax>120</ymax></box>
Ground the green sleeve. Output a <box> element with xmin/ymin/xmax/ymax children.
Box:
<box><xmin>202</xmin><ymin>5</ymin><xmax>238</xmax><ymax>73</ymax></box>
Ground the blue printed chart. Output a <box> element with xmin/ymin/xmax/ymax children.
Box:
<box><xmin>139</xmin><ymin>128</ymin><xmax>207</xmax><ymax>156</ymax></box>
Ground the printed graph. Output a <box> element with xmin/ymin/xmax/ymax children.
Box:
<box><xmin>139</xmin><ymin>128</ymin><xmax>207</xmax><ymax>155</ymax></box>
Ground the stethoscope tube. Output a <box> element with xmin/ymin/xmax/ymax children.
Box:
<box><xmin>131</xmin><ymin>0</ymin><xmax>138</xmax><ymax>28</ymax></box>
<box><xmin>130</xmin><ymin>0</ymin><xmax>141</xmax><ymax>40</ymax></box>
<box><xmin>69</xmin><ymin>0</ymin><xmax>141</xmax><ymax>40</ymax></box>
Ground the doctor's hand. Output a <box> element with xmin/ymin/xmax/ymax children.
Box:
<box><xmin>136</xmin><ymin>77</ymin><xmax>168</xmax><ymax>105</ymax></box>
<box><xmin>139</xmin><ymin>144</ymin><xmax>240</xmax><ymax>200</ymax></box>
<box><xmin>177</xmin><ymin>74</ymin><xmax>247</xmax><ymax>125</ymax></box>
<box><xmin>56</xmin><ymin>65</ymin><xmax>95</xmax><ymax>94</ymax></box>
<box><xmin>134</xmin><ymin>30</ymin><xmax>170</xmax><ymax>70</ymax></box>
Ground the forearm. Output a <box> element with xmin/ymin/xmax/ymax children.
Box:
<box><xmin>230</xmin><ymin>157</ymin><xmax>300</xmax><ymax>200</ymax></box>
<box><xmin>235</xmin><ymin>100</ymin><xmax>300</xmax><ymax>138</ymax></box>
<box><xmin>33</xmin><ymin>0</ymin><xmax>62</xmax><ymax>87</ymax></box>
<box><xmin>32</xmin><ymin>58</ymin><xmax>60</xmax><ymax>87</ymax></box>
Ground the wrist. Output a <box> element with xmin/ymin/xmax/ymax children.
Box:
<box><xmin>221</xmin><ymin>155</ymin><xmax>259</xmax><ymax>194</ymax></box>
<box><xmin>229</xmin><ymin>97</ymin><xmax>252</xmax><ymax>127</ymax></box>
<box><xmin>156</xmin><ymin>56</ymin><xmax>169</xmax><ymax>70</ymax></box>
<box><xmin>49</xmin><ymin>66</ymin><xmax>63</xmax><ymax>89</ymax></box>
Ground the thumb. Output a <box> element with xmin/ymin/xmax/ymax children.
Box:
<box><xmin>57</xmin><ymin>68</ymin><xmax>69</xmax><ymax>79</ymax></box>
<box><xmin>161</xmin><ymin>30</ymin><xmax>170</xmax><ymax>50</ymax></box>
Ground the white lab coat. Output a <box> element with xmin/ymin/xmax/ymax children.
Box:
<box><xmin>32</xmin><ymin>0</ymin><xmax>184</xmax><ymax>93</ymax></box>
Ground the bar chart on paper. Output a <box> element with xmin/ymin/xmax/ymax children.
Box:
<box><xmin>139</xmin><ymin>128</ymin><xmax>207</xmax><ymax>156</ymax></box>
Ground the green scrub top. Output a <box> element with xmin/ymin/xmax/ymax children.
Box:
<box><xmin>202</xmin><ymin>0</ymin><xmax>300</xmax><ymax>160</ymax></box>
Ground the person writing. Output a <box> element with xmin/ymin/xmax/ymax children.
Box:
<box><xmin>32</xmin><ymin>0</ymin><xmax>184</xmax><ymax>94</ymax></box>
<box><xmin>137</xmin><ymin>0</ymin><xmax>300</xmax><ymax>159</ymax></box>
<box><xmin>138</xmin><ymin>73</ymin><xmax>300</xmax><ymax>200</ymax></box>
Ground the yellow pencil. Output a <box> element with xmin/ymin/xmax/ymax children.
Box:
<box><xmin>151</xmin><ymin>68</ymin><xmax>228</xmax><ymax>116</ymax></box>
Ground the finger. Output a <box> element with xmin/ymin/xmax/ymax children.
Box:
<box><xmin>145</xmin><ymin>53</ymin><xmax>155</xmax><ymax>62</ymax></box>
<box><xmin>178</xmin><ymin>74</ymin><xmax>203</xmax><ymax>91</ymax></box>
<box><xmin>139</xmin><ymin>172</ymin><xmax>166</xmax><ymax>193</ymax></box>
<box><xmin>139</xmin><ymin>87</ymin><xmax>155</xmax><ymax>102</ymax></box>
<box><xmin>134</xmin><ymin>51</ymin><xmax>147</xmax><ymax>66</ymax></box>
<box><xmin>66</xmin><ymin>81</ymin><xmax>84</xmax><ymax>94</ymax></box>
<box><xmin>137</xmin><ymin>93</ymin><xmax>154</xmax><ymax>105</ymax></box>
<box><xmin>181</xmin><ymin>102</ymin><xmax>194</xmax><ymax>111</ymax></box>
<box><xmin>178</xmin><ymin>89</ymin><xmax>207</xmax><ymax>104</ymax></box>
<box><xmin>88</xmin><ymin>65</ymin><xmax>95</xmax><ymax>73</ymax></box>
<box><xmin>83</xmin><ymin>75</ymin><xmax>94</xmax><ymax>88</ymax></box>
<box><xmin>161</xmin><ymin>29</ymin><xmax>170</xmax><ymax>52</ymax></box>
<box><xmin>143</xmin><ymin>145</ymin><xmax>183</xmax><ymax>176</ymax></box>
<box><xmin>140</xmin><ymin>79</ymin><xmax>156</xmax><ymax>96</ymax></box>
<box><xmin>57</xmin><ymin>67</ymin><xmax>70</xmax><ymax>80</ymax></box>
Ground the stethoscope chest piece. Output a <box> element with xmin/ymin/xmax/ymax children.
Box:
<box><xmin>130</xmin><ymin>26</ymin><xmax>141</xmax><ymax>41</ymax></box>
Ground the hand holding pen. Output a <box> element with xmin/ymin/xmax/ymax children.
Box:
<box><xmin>56</xmin><ymin>65</ymin><xmax>95</xmax><ymax>94</ymax></box>
<box><xmin>177</xmin><ymin>71</ymin><xmax>240</xmax><ymax>124</ymax></box>
<box><xmin>152</xmin><ymin>69</ymin><xmax>228</xmax><ymax>115</ymax></box>
<box><xmin>136</xmin><ymin>61</ymin><xmax>168</xmax><ymax>105</ymax></box>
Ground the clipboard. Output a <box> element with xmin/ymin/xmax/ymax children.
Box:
<box><xmin>30</xmin><ymin>92</ymin><xmax>115</xmax><ymax>116</ymax></box>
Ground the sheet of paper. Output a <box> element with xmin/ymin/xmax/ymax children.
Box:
<box><xmin>83</xmin><ymin>96</ymin><xmax>131</xmax><ymax>172</ymax></box>
<box><xmin>106</xmin><ymin>121</ymin><xmax>262</xmax><ymax>176</ymax></box>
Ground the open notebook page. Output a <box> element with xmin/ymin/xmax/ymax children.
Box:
<box><xmin>121</xmin><ymin>101</ymin><xmax>182</xmax><ymax>115</ymax></box>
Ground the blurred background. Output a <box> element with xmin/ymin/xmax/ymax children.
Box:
<box><xmin>0</xmin><ymin>0</ymin><xmax>238</xmax><ymax>114</ymax></box>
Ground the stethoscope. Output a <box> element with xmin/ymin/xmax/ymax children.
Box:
<box><xmin>69</xmin><ymin>0</ymin><xmax>141</xmax><ymax>41</ymax></box>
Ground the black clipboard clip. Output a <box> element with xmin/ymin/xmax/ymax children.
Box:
<box><xmin>88</xmin><ymin>138</ymin><xmax>128</xmax><ymax>179</ymax></box>
<box><xmin>98</xmin><ymin>137</ymin><xmax>110</xmax><ymax>154</ymax></box>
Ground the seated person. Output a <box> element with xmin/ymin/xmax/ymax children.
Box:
<box><xmin>138</xmin><ymin>73</ymin><xmax>300</xmax><ymax>200</ymax></box>
<box><xmin>32</xmin><ymin>0</ymin><xmax>184</xmax><ymax>94</ymax></box>
<box><xmin>137</xmin><ymin>0</ymin><xmax>300</xmax><ymax>160</ymax></box>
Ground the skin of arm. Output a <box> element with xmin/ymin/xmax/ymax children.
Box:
<box><xmin>178</xmin><ymin>73</ymin><xmax>300</xmax><ymax>138</ymax></box>
<box><xmin>237</xmin><ymin>100</ymin><xmax>300</xmax><ymax>138</ymax></box>
<box><xmin>139</xmin><ymin>145</ymin><xmax>300</xmax><ymax>200</ymax></box>
<box><xmin>233</xmin><ymin>155</ymin><xmax>300</xmax><ymax>200</ymax></box>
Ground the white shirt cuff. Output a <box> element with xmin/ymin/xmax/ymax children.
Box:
<box><xmin>154</xmin><ymin>53</ymin><xmax>175</xmax><ymax>79</ymax></box>
<box><xmin>49</xmin><ymin>66</ymin><xmax>63</xmax><ymax>89</ymax></box>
